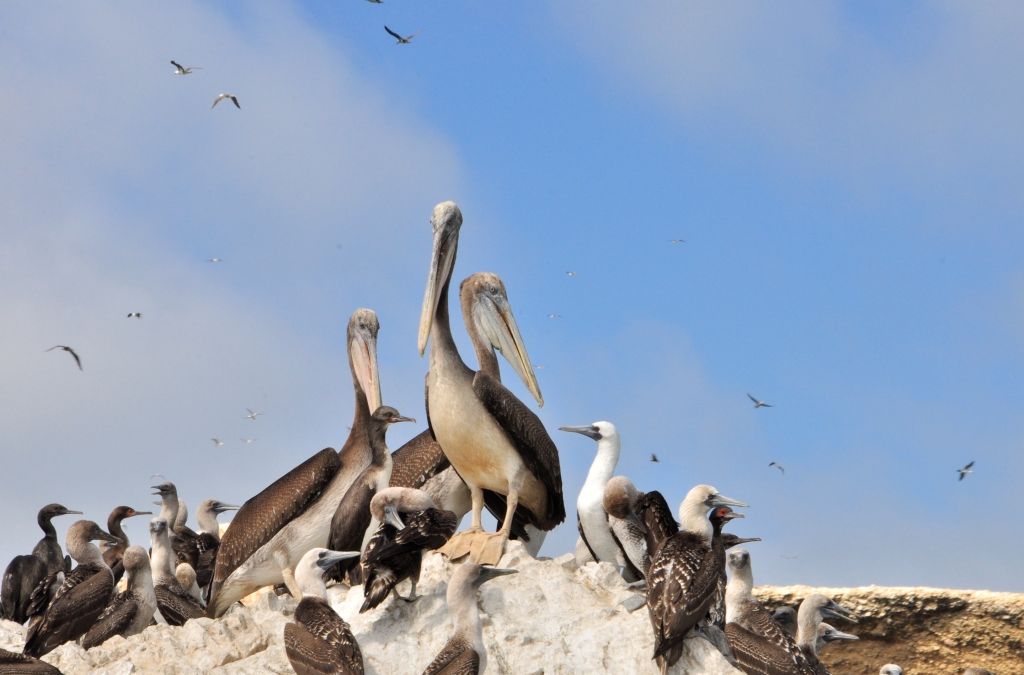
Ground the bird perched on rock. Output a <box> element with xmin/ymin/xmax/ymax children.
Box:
<box><xmin>82</xmin><ymin>546</ymin><xmax>158</xmax><ymax>649</ymax></box>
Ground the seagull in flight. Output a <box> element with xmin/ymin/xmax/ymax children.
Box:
<box><xmin>769</xmin><ymin>461</ymin><xmax>784</xmax><ymax>475</ymax></box>
<box><xmin>127</xmin><ymin>312</ymin><xmax>142</xmax><ymax>319</ymax></box>
<box><xmin>170</xmin><ymin>60</ymin><xmax>202</xmax><ymax>75</ymax></box>
<box><xmin>650</xmin><ymin>453</ymin><xmax>660</xmax><ymax>463</ymax></box>
<box><xmin>547</xmin><ymin>313</ymin><xmax>562</xmax><ymax>320</ymax></box>
<box><xmin>46</xmin><ymin>345</ymin><xmax>82</xmax><ymax>371</ymax></box>
<box><xmin>212</xmin><ymin>93</ymin><xmax>241</xmax><ymax>109</ymax></box>
<box><xmin>669</xmin><ymin>239</ymin><xmax>686</xmax><ymax>245</ymax></box>
<box><xmin>384</xmin><ymin>25</ymin><xmax>416</xmax><ymax>44</ymax></box>
<box><xmin>747</xmin><ymin>393</ymin><xmax>773</xmax><ymax>408</ymax></box>
<box><xmin>565</xmin><ymin>271</ymin><xmax>577</xmax><ymax>277</ymax></box>
<box><xmin>957</xmin><ymin>460</ymin><xmax>975</xmax><ymax>481</ymax></box>
<box><xmin>211</xmin><ymin>438</ymin><xmax>224</xmax><ymax>447</ymax></box>
<box><xmin>241</xmin><ymin>438</ymin><xmax>256</xmax><ymax>444</ymax></box>
<box><xmin>207</xmin><ymin>257</ymin><xmax>223</xmax><ymax>263</ymax></box>
<box><xmin>245</xmin><ymin>408</ymin><xmax>263</xmax><ymax>421</ymax></box>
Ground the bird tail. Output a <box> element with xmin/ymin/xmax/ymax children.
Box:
<box><xmin>359</xmin><ymin>570</ymin><xmax>397</xmax><ymax>613</ymax></box>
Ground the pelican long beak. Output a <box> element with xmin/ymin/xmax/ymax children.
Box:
<box><xmin>710</xmin><ymin>494</ymin><xmax>748</xmax><ymax>509</ymax></box>
<box><xmin>822</xmin><ymin>600</ymin><xmax>858</xmax><ymax>623</ymax></box>
<box><xmin>823</xmin><ymin>626</ymin><xmax>860</xmax><ymax>642</ymax></box>
<box><xmin>418</xmin><ymin>223</ymin><xmax>458</xmax><ymax>356</ymax></box>
<box><xmin>383</xmin><ymin>505</ymin><xmax>405</xmax><ymax>530</ymax></box>
<box><xmin>476</xmin><ymin>567</ymin><xmax>518</xmax><ymax>585</ymax></box>
<box><xmin>474</xmin><ymin>291</ymin><xmax>543</xmax><ymax>406</ymax></box>
<box><xmin>315</xmin><ymin>550</ymin><xmax>361</xmax><ymax>571</ymax></box>
<box><xmin>558</xmin><ymin>425</ymin><xmax>601</xmax><ymax>440</ymax></box>
<box><xmin>350</xmin><ymin>325</ymin><xmax>382</xmax><ymax>415</ymax></box>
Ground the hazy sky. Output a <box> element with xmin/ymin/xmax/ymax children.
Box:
<box><xmin>2</xmin><ymin>2</ymin><xmax>1021</xmax><ymax>591</ymax></box>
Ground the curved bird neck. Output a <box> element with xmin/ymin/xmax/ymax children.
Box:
<box><xmin>150</xmin><ymin>533</ymin><xmax>174</xmax><ymax>580</ymax></box>
<box><xmin>68</xmin><ymin>536</ymin><xmax>105</xmax><ymax>567</ymax></box>
<box><xmin>196</xmin><ymin>508</ymin><xmax>219</xmax><ymax>538</ymax></box>
<box><xmin>451</xmin><ymin>588</ymin><xmax>484</xmax><ymax>654</ymax></box>
<box><xmin>340</xmin><ymin>388</ymin><xmax>373</xmax><ymax>465</ymax></box>
<box><xmin>37</xmin><ymin>511</ymin><xmax>57</xmax><ymax>539</ymax></box>
<box><xmin>429</xmin><ymin>280</ymin><xmax>468</xmax><ymax>374</ymax></box>
<box><xmin>460</xmin><ymin>290</ymin><xmax>500</xmax><ymax>378</ymax></box>
<box><xmin>582</xmin><ymin>436</ymin><xmax>620</xmax><ymax>496</ymax></box>
<box><xmin>678</xmin><ymin>498</ymin><xmax>713</xmax><ymax>542</ymax></box>
<box><xmin>108</xmin><ymin>515</ymin><xmax>129</xmax><ymax>545</ymax></box>
<box><xmin>725</xmin><ymin>566</ymin><xmax>754</xmax><ymax>624</ymax></box>
<box><xmin>295</xmin><ymin>565</ymin><xmax>327</xmax><ymax>599</ymax></box>
<box><xmin>796</xmin><ymin>604</ymin><xmax>822</xmax><ymax>654</ymax></box>
<box><xmin>159</xmin><ymin>495</ymin><xmax>179</xmax><ymax>528</ymax></box>
<box><xmin>128</xmin><ymin>565</ymin><xmax>155</xmax><ymax>600</ymax></box>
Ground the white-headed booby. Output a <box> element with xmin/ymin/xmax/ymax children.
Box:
<box><xmin>149</xmin><ymin>518</ymin><xmax>203</xmax><ymax>626</ymax></box>
<box><xmin>879</xmin><ymin>665</ymin><xmax>903</xmax><ymax>675</ymax></box>
<box><xmin>815</xmin><ymin>622</ymin><xmax>858</xmax><ymax>653</ymax></box>
<box><xmin>284</xmin><ymin>548</ymin><xmax>364</xmax><ymax>675</ymax></box>
<box><xmin>796</xmin><ymin>594</ymin><xmax>857</xmax><ymax>675</ymax></box>
<box><xmin>82</xmin><ymin>546</ymin><xmax>158</xmax><ymax>649</ymax></box>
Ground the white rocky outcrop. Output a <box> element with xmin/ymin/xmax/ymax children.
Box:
<box><xmin>0</xmin><ymin>541</ymin><xmax>739</xmax><ymax>674</ymax></box>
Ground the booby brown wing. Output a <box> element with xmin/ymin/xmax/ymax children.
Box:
<box><xmin>23</xmin><ymin>568</ymin><xmax>113</xmax><ymax>657</ymax></box>
<box><xmin>366</xmin><ymin>509</ymin><xmax>457</xmax><ymax>563</ymax></box>
<box><xmin>471</xmin><ymin>371</ymin><xmax>565</xmax><ymax>529</ymax></box>
<box><xmin>636</xmin><ymin>490</ymin><xmax>677</xmax><ymax>557</ymax></box>
<box><xmin>422</xmin><ymin>636</ymin><xmax>479</xmax><ymax>675</ymax></box>
<box><xmin>285</xmin><ymin>597</ymin><xmax>364</xmax><ymax>675</ymax></box>
<box><xmin>155</xmin><ymin>581</ymin><xmax>204</xmax><ymax>626</ymax></box>
<box><xmin>648</xmin><ymin>532</ymin><xmax>717</xmax><ymax>665</ymax></box>
<box><xmin>211</xmin><ymin>448</ymin><xmax>340</xmax><ymax>596</ymax></box>
<box><xmin>390</xmin><ymin>429</ymin><xmax>450</xmax><ymax>489</ymax></box>
<box><xmin>81</xmin><ymin>590</ymin><xmax>137</xmax><ymax>649</ymax></box>
<box><xmin>0</xmin><ymin>647</ymin><xmax>62</xmax><ymax>674</ymax></box>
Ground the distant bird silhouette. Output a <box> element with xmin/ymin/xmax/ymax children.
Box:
<box><xmin>211</xmin><ymin>93</ymin><xmax>240</xmax><ymax>110</ymax></box>
<box><xmin>669</xmin><ymin>239</ymin><xmax>686</xmax><ymax>244</ymax></box>
<box><xmin>245</xmin><ymin>408</ymin><xmax>263</xmax><ymax>421</ymax></box>
<box><xmin>207</xmin><ymin>257</ymin><xmax>223</xmax><ymax>263</ymax></box>
<box><xmin>769</xmin><ymin>462</ymin><xmax>784</xmax><ymax>475</ymax></box>
<box><xmin>45</xmin><ymin>345</ymin><xmax>82</xmax><ymax>371</ymax></box>
<box><xmin>170</xmin><ymin>60</ymin><xmax>201</xmax><ymax>75</ymax></box>
<box><xmin>957</xmin><ymin>461</ymin><xmax>975</xmax><ymax>481</ymax></box>
<box><xmin>650</xmin><ymin>453</ymin><xmax>660</xmax><ymax>463</ymax></box>
<box><xmin>547</xmin><ymin>313</ymin><xmax>562</xmax><ymax>319</ymax></box>
<box><xmin>127</xmin><ymin>312</ymin><xmax>142</xmax><ymax>319</ymax></box>
<box><xmin>366</xmin><ymin>0</ymin><xmax>382</xmax><ymax>3</ymax></box>
<box><xmin>211</xmin><ymin>438</ymin><xmax>224</xmax><ymax>447</ymax></box>
<box><xmin>566</xmin><ymin>271</ymin><xmax>577</xmax><ymax>277</ymax></box>
<box><xmin>241</xmin><ymin>438</ymin><xmax>256</xmax><ymax>444</ymax></box>
<box><xmin>747</xmin><ymin>393</ymin><xmax>772</xmax><ymax>408</ymax></box>
<box><xmin>384</xmin><ymin>25</ymin><xmax>416</xmax><ymax>44</ymax></box>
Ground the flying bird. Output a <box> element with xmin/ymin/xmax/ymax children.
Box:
<box><xmin>650</xmin><ymin>453</ymin><xmax>660</xmax><ymax>463</ymax></box>
<box><xmin>769</xmin><ymin>462</ymin><xmax>784</xmax><ymax>475</ymax></box>
<box><xmin>211</xmin><ymin>93</ymin><xmax>240</xmax><ymax>109</ymax></box>
<box><xmin>747</xmin><ymin>393</ymin><xmax>772</xmax><ymax>408</ymax></box>
<box><xmin>669</xmin><ymin>239</ymin><xmax>686</xmax><ymax>244</ymax></box>
<box><xmin>127</xmin><ymin>312</ymin><xmax>142</xmax><ymax>319</ymax></box>
<box><xmin>170</xmin><ymin>60</ymin><xmax>201</xmax><ymax>75</ymax></box>
<box><xmin>566</xmin><ymin>271</ymin><xmax>577</xmax><ymax>277</ymax></box>
<box><xmin>547</xmin><ymin>313</ymin><xmax>562</xmax><ymax>319</ymax></box>
<box><xmin>211</xmin><ymin>438</ymin><xmax>224</xmax><ymax>447</ymax></box>
<box><xmin>45</xmin><ymin>345</ymin><xmax>82</xmax><ymax>371</ymax></box>
<box><xmin>207</xmin><ymin>257</ymin><xmax>223</xmax><ymax>263</ymax></box>
<box><xmin>384</xmin><ymin>25</ymin><xmax>416</xmax><ymax>44</ymax></box>
<box><xmin>245</xmin><ymin>408</ymin><xmax>263</xmax><ymax>421</ymax></box>
<box><xmin>957</xmin><ymin>461</ymin><xmax>975</xmax><ymax>481</ymax></box>
<box><xmin>240</xmin><ymin>438</ymin><xmax>256</xmax><ymax>444</ymax></box>
<box><xmin>366</xmin><ymin>0</ymin><xmax>382</xmax><ymax>3</ymax></box>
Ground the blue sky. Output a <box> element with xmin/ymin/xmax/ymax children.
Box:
<box><xmin>1</xmin><ymin>1</ymin><xmax>1021</xmax><ymax>591</ymax></box>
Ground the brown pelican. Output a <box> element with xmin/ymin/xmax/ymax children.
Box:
<box><xmin>602</xmin><ymin>476</ymin><xmax>649</xmax><ymax>578</ymax></box>
<box><xmin>102</xmin><ymin>505</ymin><xmax>152</xmax><ymax>584</ymax></box>
<box><xmin>45</xmin><ymin>345</ymin><xmax>82</xmax><ymax>370</ymax></box>
<box><xmin>23</xmin><ymin>520</ymin><xmax>119</xmax><ymax>657</ymax></box>
<box><xmin>212</xmin><ymin>93</ymin><xmax>240</xmax><ymax>109</ymax></box>
<box><xmin>748</xmin><ymin>393</ymin><xmax>772</xmax><ymax>408</ymax></box>
<box><xmin>795</xmin><ymin>594</ymin><xmax>858</xmax><ymax>674</ymax></box>
<box><xmin>149</xmin><ymin>518</ymin><xmax>203</xmax><ymax>626</ymax></box>
<box><xmin>82</xmin><ymin>546</ymin><xmax>157</xmax><ymax>649</ymax></box>
<box><xmin>170</xmin><ymin>60</ymin><xmax>201</xmax><ymax>75</ymax></box>
<box><xmin>327</xmin><ymin>406</ymin><xmax>414</xmax><ymax>582</ymax></box>
<box><xmin>725</xmin><ymin>547</ymin><xmax>815</xmax><ymax>675</ymax></box>
<box><xmin>284</xmin><ymin>548</ymin><xmax>363</xmax><ymax>675</ymax></box>
<box><xmin>359</xmin><ymin>487</ymin><xmax>457</xmax><ymax>612</ymax></box>
<box><xmin>418</xmin><ymin>201</ymin><xmax>564</xmax><ymax>565</ymax></box>
<box><xmin>559</xmin><ymin>422</ymin><xmax>632</xmax><ymax>576</ymax></box>
<box><xmin>647</xmin><ymin>485</ymin><xmax>746</xmax><ymax>673</ymax></box>
<box><xmin>208</xmin><ymin>309</ymin><xmax>383</xmax><ymax>617</ymax></box>
<box><xmin>384</xmin><ymin>25</ymin><xmax>416</xmax><ymax>44</ymax></box>
<box><xmin>1</xmin><ymin>504</ymin><xmax>80</xmax><ymax>624</ymax></box>
<box><xmin>0</xmin><ymin>648</ymin><xmax>61</xmax><ymax>674</ymax></box>
<box><xmin>422</xmin><ymin>563</ymin><xmax>517</xmax><ymax>674</ymax></box>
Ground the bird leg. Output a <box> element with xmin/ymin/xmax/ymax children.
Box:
<box><xmin>469</xmin><ymin>488</ymin><xmax>517</xmax><ymax>566</ymax></box>
<box><xmin>438</xmin><ymin>485</ymin><xmax>486</xmax><ymax>561</ymax></box>
<box><xmin>401</xmin><ymin>578</ymin><xmax>418</xmax><ymax>603</ymax></box>
<box><xmin>280</xmin><ymin>566</ymin><xmax>302</xmax><ymax>600</ymax></box>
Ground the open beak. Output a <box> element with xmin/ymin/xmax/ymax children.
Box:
<box><xmin>315</xmin><ymin>550</ymin><xmax>361</xmax><ymax>571</ymax></box>
<box><xmin>558</xmin><ymin>425</ymin><xmax>601</xmax><ymax>440</ymax></box>
<box><xmin>383</xmin><ymin>505</ymin><xmax>405</xmax><ymax>530</ymax></box>
<box><xmin>350</xmin><ymin>321</ymin><xmax>382</xmax><ymax>415</ymax></box>
<box><xmin>477</xmin><ymin>567</ymin><xmax>518</xmax><ymax>585</ymax></box>
<box><xmin>418</xmin><ymin>224</ymin><xmax>457</xmax><ymax>356</ymax></box>
<box><xmin>474</xmin><ymin>291</ymin><xmax>543</xmax><ymax>406</ymax></box>
<box><xmin>150</xmin><ymin>485</ymin><xmax>167</xmax><ymax>496</ymax></box>
<box><xmin>823</xmin><ymin>600</ymin><xmax>858</xmax><ymax>623</ymax></box>
<box><xmin>711</xmin><ymin>494</ymin><xmax>748</xmax><ymax>509</ymax></box>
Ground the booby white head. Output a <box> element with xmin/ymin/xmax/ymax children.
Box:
<box><xmin>679</xmin><ymin>485</ymin><xmax>747</xmax><ymax>542</ymax></box>
<box><xmin>725</xmin><ymin>547</ymin><xmax>754</xmax><ymax>624</ymax></box>
<box><xmin>148</xmin><ymin>518</ymin><xmax>175</xmax><ymax>580</ymax></box>
<box><xmin>151</xmin><ymin>482</ymin><xmax>181</xmax><ymax>527</ymax></box>
<box><xmin>195</xmin><ymin>499</ymin><xmax>240</xmax><ymax>538</ymax></box>
<box><xmin>66</xmin><ymin>520</ymin><xmax>119</xmax><ymax>566</ymax></box>
<box><xmin>295</xmin><ymin>548</ymin><xmax>360</xmax><ymax>599</ymax></box>
<box><xmin>175</xmin><ymin>563</ymin><xmax>204</xmax><ymax>606</ymax></box>
<box><xmin>797</xmin><ymin>593</ymin><xmax>857</xmax><ymax>656</ymax></box>
<box><xmin>816</xmin><ymin>622</ymin><xmax>859</xmax><ymax>652</ymax></box>
<box><xmin>879</xmin><ymin>666</ymin><xmax>903</xmax><ymax>675</ymax></box>
<box><xmin>560</xmin><ymin>421</ymin><xmax>619</xmax><ymax>482</ymax></box>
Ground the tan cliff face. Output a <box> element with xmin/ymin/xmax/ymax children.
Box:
<box><xmin>756</xmin><ymin>585</ymin><xmax>1024</xmax><ymax>675</ymax></box>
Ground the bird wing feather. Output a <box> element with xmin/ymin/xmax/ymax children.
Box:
<box><xmin>725</xmin><ymin>622</ymin><xmax>804</xmax><ymax>675</ymax></box>
<box><xmin>384</xmin><ymin>25</ymin><xmax>403</xmax><ymax>40</ymax></box>
<box><xmin>390</xmin><ymin>429</ymin><xmax>450</xmax><ymax>489</ymax></box>
<box><xmin>24</xmin><ymin>568</ymin><xmax>113</xmax><ymax>657</ymax></box>
<box><xmin>286</xmin><ymin>598</ymin><xmax>364</xmax><ymax>675</ymax></box>
<box><xmin>82</xmin><ymin>590</ymin><xmax>138</xmax><ymax>649</ymax></box>
<box><xmin>155</xmin><ymin>581</ymin><xmax>204</xmax><ymax>626</ymax></box>
<box><xmin>423</xmin><ymin>636</ymin><xmax>479</xmax><ymax>675</ymax></box>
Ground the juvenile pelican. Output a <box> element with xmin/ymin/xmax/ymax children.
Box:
<box><xmin>419</xmin><ymin>202</ymin><xmax>565</xmax><ymax>565</ymax></box>
<box><xmin>284</xmin><ymin>548</ymin><xmax>363</xmax><ymax>675</ymax></box>
<box><xmin>82</xmin><ymin>546</ymin><xmax>157</xmax><ymax>649</ymax></box>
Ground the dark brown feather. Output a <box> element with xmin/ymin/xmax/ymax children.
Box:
<box><xmin>327</xmin><ymin>479</ymin><xmax>376</xmax><ymax>582</ymax></box>
<box><xmin>390</xmin><ymin>429</ymin><xmax>450</xmax><ymax>489</ymax></box>
<box><xmin>422</xmin><ymin>636</ymin><xmax>480</xmax><ymax>675</ymax></box>
<box><xmin>23</xmin><ymin>567</ymin><xmax>113</xmax><ymax>657</ymax></box>
<box><xmin>1</xmin><ymin>555</ymin><xmax>46</xmax><ymax>624</ymax></box>
<box><xmin>728</xmin><ymin>602</ymin><xmax>816</xmax><ymax>675</ymax></box>
<box><xmin>285</xmin><ymin>597</ymin><xmax>364</xmax><ymax>675</ymax></box>
<box><xmin>636</xmin><ymin>491</ymin><xmax>678</xmax><ymax>562</ymax></box>
<box><xmin>81</xmin><ymin>590</ymin><xmax>138</xmax><ymax>649</ymax></box>
<box><xmin>155</xmin><ymin>580</ymin><xmax>204</xmax><ymax>626</ymax></box>
<box><xmin>0</xmin><ymin>647</ymin><xmax>63</xmax><ymax>674</ymax></box>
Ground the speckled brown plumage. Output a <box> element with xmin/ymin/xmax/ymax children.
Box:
<box><xmin>422</xmin><ymin>636</ymin><xmax>480</xmax><ymax>675</ymax></box>
<box><xmin>23</xmin><ymin>566</ymin><xmax>113</xmax><ymax>657</ymax></box>
<box><xmin>284</xmin><ymin>596</ymin><xmax>364</xmax><ymax>675</ymax></box>
<box><xmin>0</xmin><ymin>647</ymin><xmax>63</xmax><ymax>674</ymax></box>
<box><xmin>390</xmin><ymin>430</ymin><xmax>449</xmax><ymax>490</ymax></box>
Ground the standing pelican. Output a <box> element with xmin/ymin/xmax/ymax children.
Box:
<box><xmin>418</xmin><ymin>202</ymin><xmax>564</xmax><ymax>565</ymax></box>
<box><xmin>82</xmin><ymin>546</ymin><xmax>158</xmax><ymax>649</ymax></box>
<box><xmin>422</xmin><ymin>564</ymin><xmax>517</xmax><ymax>674</ymax></box>
<box><xmin>1</xmin><ymin>504</ymin><xmax>80</xmax><ymax>624</ymax></box>
<box><xmin>284</xmin><ymin>548</ymin><xmax>363</xmax><ymax>675</ymax></box>
<box><xmin>209</xmin><ymin>309</ymin><xmax>384</xmax><ymax>617</ymax></box>
<box><xmin>102</xmin><ymin>505</ymin><xmax>152</xmax><ymax>584</ymax></box>
<box><xmin>23</xmin><ymin>521</ymin><xmax>119</xmax><ymax>657</ymax></box>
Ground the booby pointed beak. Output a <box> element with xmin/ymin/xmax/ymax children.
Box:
<box><xmin>823</xmin><ymin>627</ymin><xmax>859</xmax><ymax>642</ymax></box>
<box><xmin>315</xmin><ymin>550</ymin><xmax>361</xmax><ymax>571</ymax></box>
<box><xmin>98</xmin><ymin>530</ymin><xmax>121</xmax><ymax>544</ymax></box>
<box><xmin>383</xmin><ymin>505</ymin><xmax>405</xmax><ymax>530</ymax></box>
<box><xmin>710</xmin><ymin>494</ymin><xmax>748</xmax><ymax>509</ymax></box>
<box><xmin>730</xmin><ymin>536</ymin><xmax>762</xmax><ymax>546</ymax></box>
<box><xmin>476</xmin><ymin>566</ymin><xmax>518</xmax><ymax>586</ymax></box>
<box><xmin>418</xmin><ymin>218</ymin><xmax>459</xmax><ymax>356</ymax></box>
<box><xmin>558</xmin><ymin>425</ymin><xmax>601</xmax><ymax>440</ymax></box>
<box><xmin>350</xmin><ymin>319</ymin><xmax>382</xmax><ymax>415</ymax></box>
<box><xmin>474</xmin><ymin>290</ymin><xmax>543</xmax><ymax>406</ymax></box>
<box><xmin>215</xmin><ymin>504</ymin><xmax>241</xmax><ymax>513</ymax></box>
<box><xmin>822</xmin><ymin>599</ymin><xmax>858</xmax><ymax>623</ymax></box>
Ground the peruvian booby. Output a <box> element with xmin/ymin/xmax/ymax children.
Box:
<box><xmin>815</xmin><ymin>622</ymin><xmax>858</xmax><ymax>652</ymax></box>
<box><xmin>773</xmin><ymin>605</ymin><xmax>798</xmax><ymax>637</ymax></box>
<box><xmin>647</xmin><ymin>485</ymin><xmax>746</xmax><ymax>672</ymax></box>
<box><xmin>602</xmin><ymin>476</ymin><xmax>650</xmax><ymax>578</ymax></box>
<box><xmin>327</xmin><ymin>406</ymin><xmax>414</xmax><ymax>583</ymax></box>
<box><xmin>149</xmin><ymin>518</ymin><xmax>203</xmax><ymax>626</ymax></box>
<box><xmin>208</xmin><ymin>309</ymin><xmax>385</xmax><ymax>618</ymax></box>
<box><xmin>82</xmin><ymin>546</ymin><xmax>157</xmax><ymax>649</ymax></box>
<box><xmin>559</xmin><ymin>422</ymin><xmax>635</xmax><ymax>578</ymax></box>
<box><xmin>284</xmin><ymin>548</ymin><xmax>364</xmax><ymax>675</ymax></box>
<box><xmin>724</xmin><ymin>547</ymin><xmax>815</xmax><ymax>675</ymax></box>
<box><xmin>102</xmin><ymin>505</ymin><xmax>152</xmax><ymax>584</ymax></box>
<box><xmin>176</xmin><ymin>563</ymin><xmax>204</xmax><ymax>607</ymax></box>
<box><xmin>23</xmin><ymin>520</ymin><xmax>118</xmax><ymax>657</ymax></box>
<box><xmin>418</xmin><ymin>202</ymin><xmax>564</xmax><ymax>565</ymax></box>
<box><xmin>795</xmin><ymin>594</ymin><xmax>857</xmax><ymax>674</ymax></box>
<box><xmin>170</xmin><ymin>499</ymin><xmax>237</xmax><ymax>591</ymax></box>
<box><xmin>1</xmin><ymin>504</ymin><xmax>80</xmax><ymax>624</ymax></box>
<box><xmin>0</xmin><ymin>648</ymin><xmax>62</xmax><ymax>674</ymax></box>
<box><xmin>359</xmin><ymin>488</ymin><xmax>457</xmax><ymax>612</ymax></box>
<box><xmin>879</xmin><ymin>665</ymin><xmax>903</xmax><ymax>675</ymax></box>
<box><xmin>422</xmin><ymin>563</ymin><xmax>517</xmax><ymax>675</ymax></box>
<box><xmin>212</xmin><ymin>93</ymin><xmax>240</xmax><ymax>109</ymax></box>
<box><xmin>709</xmin><ymin>506</ymin><xmax>751</xmax><ymax>630</ymax></box>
